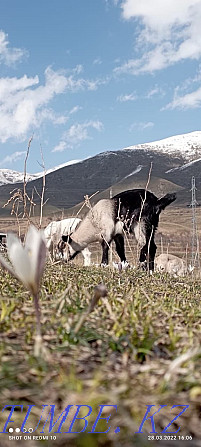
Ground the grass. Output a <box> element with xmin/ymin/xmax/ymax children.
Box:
<box><xmin>0</xmin><ymin>263</ymin><xmax>201</xmax><ymax>446</ymax></box>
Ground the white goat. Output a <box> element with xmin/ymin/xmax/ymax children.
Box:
<box><xmin>44</xmin><ymin>218</ymin><xmax>91</xmax><ymax>266</ymax></box>
<box><xmin>155</xmin><ymin>253</ymin><xmax>187</xmax><ymax>276</ymax></box>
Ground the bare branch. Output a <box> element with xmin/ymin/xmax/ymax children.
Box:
<box><xmin>38</xmin><ymin>145</ymin><xmax>46</xmax><ymax>229</ymax></box>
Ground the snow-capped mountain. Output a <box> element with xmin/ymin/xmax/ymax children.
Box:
<box><xmin>34</xmin><ymin>159</ymin><xmax>82</xmax><ymax>177</ymax></box>
<box><xmin>0</xmin><ymin>159</ymin><xmax>82</xmax><ymax>187</ymax></box>
<box><xmin>1</xmin><ymin>130</ymin><xmax>201</xmax><ymax>213</ymax></box>
<box><xmin>125</xmin><ymin>131</ymin><xmax>201</xmax><ymax>161</ymax></box>
<box><xmin>0</xmin><ymin>169</ymin><xmax>39</xmax><ymax>187</ymax></box>
<box><xmin>1</xmin><ymin>131</ymin><xmax>201</xmax><ymax>187</ymax></box>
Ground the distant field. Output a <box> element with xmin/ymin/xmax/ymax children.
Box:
<box><xmin>0</xmin><ymin>206</ymin><xmax>200</xmax><ymax>266</ymax></box>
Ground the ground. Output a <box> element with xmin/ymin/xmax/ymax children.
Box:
<box><xmin>0</xmin><ymin>262</ymin><xmax>200</xmax><ymax>447</ymax></box>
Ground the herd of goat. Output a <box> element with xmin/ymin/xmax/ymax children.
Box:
<box><xmin>43</xmin><ymin>188</ymin><xmax>189</xmax><ymax>276</ymax></box>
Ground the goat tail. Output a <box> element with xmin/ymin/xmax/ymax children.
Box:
<box><xmin>156</xmin><ymin>192</ymin><xmax>176</xmax><ymax>214</ymax></box>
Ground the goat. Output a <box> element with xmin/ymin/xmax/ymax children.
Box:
<box><xmin>44</xmin><ymin>218</ymin><xmax>91</xmax><ymax>266</ymax></box>
<box><xmin>155</xmin><ymin>253</ymin><xmax>187</xmax><ymax>276</ymax></box>
<box><xmin>0</xmin><ymin>233</ymin><xmax>7</xmax><ymax>253</ymax></box>
<box><xmin>60</xmin><ymin>189</ymin><xmax>176</xmax><ymax>270</ymax></box>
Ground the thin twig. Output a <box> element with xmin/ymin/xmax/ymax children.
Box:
<box><xmin>137</xmin><ymin>162</ymin><xmax>153</xmax><ymax>267</ymax></box>
<box><xmin>74</xmin><ymin>284</ymin><xmax>107</xmax><ymax>334</ymax></box>
<box><xmin>23</xmin><ymin>136</ymin><xmax>33</xmax><ymax>224</ymax></box>
<box><xmin>39</xmin><ymin>145</ymin><xmax>46</xmax><ymax>229</ymax></box>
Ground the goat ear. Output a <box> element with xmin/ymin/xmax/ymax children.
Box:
<box><xmin>62</xmin><ymin>235</ymin><xmax>68</xmax><ymax>242</ymax></box>
<box><xmin>68</xmin><ymin>232</ymin><xmax>73</xmax><ymax>243</ymax></box>
<box><xmin>62</xmin><ymin>234</ymin><xmax>72</xmax><ymax>243</ymax></box>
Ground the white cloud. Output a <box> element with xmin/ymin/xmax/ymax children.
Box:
<box><xmin>85</xmin><ymin>78</ymin><xmax>109</xmax><ymax>91</ymax></box>
<box><xmin>163</xmin><ymin>66</ymin><xmax>201</xmax><ymax>109</ymax></box>
<box><xmin>0</xmin><ymin>67</ymin><xmax>70</xmax><ymax>142</ymax></box>
<box><xmin>52</xmin><ymin>120</ymin><xmax>103</xmax><ymax>152</ymax></box>
<box><xmin>0</xmin><ymin>66</ymin><xmax>105</xmax><ymax>143</ymax></box>
<box><xmin>0</xmin><ymin>151</ymin><xmax>26</xmax><ymax>166</ymax></box>
<box><xmin>129</xmin><ymin>121</ymin><xmax>154</xmax><ymax>131</ymax></box>
<box><xmin>52</xmin><ymin>141</ymin><xmax>67</xmax><ymax>152</ymax></box>
<box><xmin>72</xmin><ymin>64</ymin><xmax>83</xmax><ymax>74</ymax></box>
<box><xmin>165</xmin><ymin>86</ymin><xmax>201</xmax><ymax>109</ymax></box>
<box><xmin>115</xmin><ymin>0</ymin><xmax>201</xmax><ymax>74</ymax></box>
<box><xmin>36</xmin><ymin>108</ymin><xmax>68</xmax><ymax>125</ymax></box>
<box><xmin>0</xmin><ymin>75</ymin><xmax>39</xmax><ymax>100</ymax></box>
<box><xmin>105</xmin><ymin>0</ymin><xmax>120</xmax><ymax>6</ymax></box>
<box><xmin>145</xmin><ymin>85</ymin><xmax>165</xmax><ymax>98</ymax></box>
<box><xmin>0</xmin><ymin>30</ymin><xmax>28</xmax><ymax>66</ymax></box>
<box><xmin>117</xmin><ymin>92</ymin><xmax>137</xmax><ymax>102</ymax></box>
<box><xmin>69</xmin><ymin>105</ymin><xmax>82</xmax><ymax>115</ymax></box>
<box><xmin>93</xmin><ymin>58</ymin><xmax>102</xmax><ymax>65</ymax></box>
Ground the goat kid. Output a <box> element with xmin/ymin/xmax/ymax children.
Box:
<box><xmin>155</xmin><ymin>253</ymin><xmax>188</xmax><ymax>276</ymax></box>
<box><xmin>60</xmin><ymin>189</ymin><xmax>176</xmax><ymax>270</ymax></box>
<box><xmin>44</xmin><ymin>218</ymin><xmax>91</xmax><ymax>266</ymax></box>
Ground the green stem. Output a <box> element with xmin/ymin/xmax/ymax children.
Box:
<box><xmin>33</xmin><ymin>293</ymin><xmax>41</xmax><ymax>337</ymax></box>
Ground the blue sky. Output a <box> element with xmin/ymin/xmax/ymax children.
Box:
<box><xmin>0</xmin><ymin>0</ymin><xmax>201</xmax><ymax>173</ymax></box>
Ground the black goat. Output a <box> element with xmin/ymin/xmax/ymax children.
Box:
<box><xmin>60</xmin><ymin>189</ymin><xmax>176</xmax><ymax>270</ymax></box>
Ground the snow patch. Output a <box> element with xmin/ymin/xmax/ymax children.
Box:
<box><xmin>0</xmin><ymin>159</ymin><xmax>83</xmax><ymax>187</ymax></box>
<box><xmin>166</xmin><ymin>157</ymin><xmax>201</xmax><ymax>173</ymax></box>
<box><xmin>38</xmin><ymin>159</ymin><xmax>82</xmax><ymax>176</ymax></box>
<box><xmin>124</xmin><ymin>165</ymin><xmax>143</xmax><ymax>178</ymax></box>
<box><xmin>125</xmin><ymin>131</ymin><xmax>201</xmax><ymax>161</ymax></box>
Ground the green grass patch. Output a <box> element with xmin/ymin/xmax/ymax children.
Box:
<box><xmin>0</xmin><ymin>264</ymin><xmax>200</xmax><ymax>445</ymax></box>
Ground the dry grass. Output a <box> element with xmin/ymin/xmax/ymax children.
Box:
<box><xmin>0</xmin><ymin>205</ymin><xmax>200</xmax><ymax>256</ymax></box>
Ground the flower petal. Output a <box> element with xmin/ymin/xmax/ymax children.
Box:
<box><xmin>35</xmin><ymin>231</ymin><xmax>47</xmax><ymax>284</ymax></box>
<box><xmin>25</xmin><ymin>226</ymin><xmax>47</xmax><ymax>287</ymax></box>
<box><xmin>7</xmin><ymin>234</ymin><xmax>34</xmax><ymax>290</ymax></box>
<box><xmin>0</xmin><ymin>253</ymin><xmax>17</xmax><ymax>278</ymax></box>
<box><xmin>7</xmin><ymin>233</ymin><xmax>21</xmax><ymax>256</ymax></box>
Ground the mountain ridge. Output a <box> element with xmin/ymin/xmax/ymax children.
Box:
<box><xmin>125</xmin><ymin>130</ymin><xmax>201</xmax><ymax>161</ymax></box>
<box><xmin>0</xmin><ymin>131</ymin><xmax>201</xmax><ymax>216</ymax></box>
<box><xmin>0</xmin><ymin>159</ymin><xmax>82</xmax><ymax>186</ymax></box>
<box><xmin>1</xmin><ymin>131</ymin><xmax>201</xmax><ymax>187</ymax></box>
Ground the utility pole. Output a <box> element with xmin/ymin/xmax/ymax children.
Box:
<box><xmin>190</xmin><ymin>176</ymin><xmax>199</xmax><ymax>269</ymax></box>
<box><xmin>109</xmin><ymin>188</ymin><xmax>113</xmax><ymax>266</ymax></box>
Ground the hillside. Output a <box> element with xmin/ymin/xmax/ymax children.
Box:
<box><xmin>0</xmin><ymin>150</ymin><xmax>187</xmax><ymax>216</ymax></box>
<box><xmin>0</xmin><ymin>131</ymin><xmax>201</xmax><ymax>217</ymax></box>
